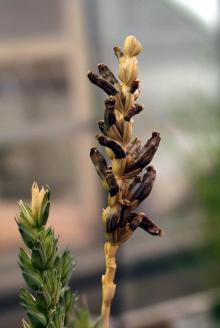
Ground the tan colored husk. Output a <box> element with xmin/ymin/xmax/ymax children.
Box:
<box><xmin>101</xmin><ymin>36</ymin><xmax>142</xmax><ymax>328</ymax></box>
<box><xmin>88</xmin><ymin>35</ymin><xmax>162</xmax><ymax>328</ymax></box>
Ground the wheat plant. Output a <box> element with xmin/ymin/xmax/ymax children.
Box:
<box><xmin>88</xmin><ymin>35</ymin><xmax>163</xmax><ymax>328</ymax></box>
<box><xmin>16</xmin><ymin>183</ymin><xmax>76</xmax><ymax>328</ymax></box>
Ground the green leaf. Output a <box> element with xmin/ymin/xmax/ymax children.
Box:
<box><xmin>41</xmin><ymin>269</ymin><xmax>62</xmax><ymax>308</ymax></box>
<box><xmin>60</xmin><ymin>250</ymin><xmax>75</xmax><ymax>286</ymax></box>
<box><xmin>20</xmin><ymin>288</ymin><xmax>36</xmax><ymax>309</ymax></box>
<box><xmin>17</xmin><ymin>223</ymin><xmax>37</xmax><ymax>248</ymax></box>
<box><xmin>43</xmin><ymin>229</ymin><xmax>58</xmax><ymax>268</ymax></box>
<box><xmin>27</xmin><ymin>309</ymin><xmax>47</xmax><ymax>327</ymax></box>
<box><xmin>32</xmin><ymin>239</ymin><xmax>48</xmax><ymax>270</ymax></box>
<box><xmin>18</xmin><ymin>201</ymin><xmax>36</xmax><ymax>227</ymax></box>
<box><xmin>36</xmin><ymin>287</ymin><xmax>52</xmax><ymax>310</ymax></box>
<box><xmin>47</xmin><ymin>305</ymin><xmax>65</xmax><ymax>328</ymax></box>
<box><xmin>22</xmin><ymin>269</ymin><xmax>43</xmax><ymax>290</ymax></box>
<box><xmin>19</xmin><ymin>248</ymin><xmax>32</xmax><ymax>270</ymax></box>
<box><xmin>37</xmin><ymin>189</ymin><xmax>50</xmax><ymax>227</ymax></box>
<box><xmin>62</xmin><ymin>288</ymin><xmax>77</xmax><ymax>325</ymax></box>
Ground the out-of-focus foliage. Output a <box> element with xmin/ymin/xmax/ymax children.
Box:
<box><xmin>196</xmin><ymin>152</ymin><xmax>220</xmax><ymax>263</ymax></box>
<box><xmin>73</xmin><ymin>308</ymin><xmax>101</xmax><ymax>328</ymax></box>
<box><xmin>193</xmin><ymin>99</ymin><xmax>220</xmax><ymax>323</ymax></box>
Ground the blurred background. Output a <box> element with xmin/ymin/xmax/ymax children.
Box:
<box><xmin>0</xmin><ymin>0</ymin><xmax>219</xmax><ymax>327</ymax></box>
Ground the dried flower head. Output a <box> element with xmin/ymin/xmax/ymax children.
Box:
<box><xmin>88</xmin><ymin>35</ymin><xmax>164</xmax><ymax>328</ymax></box>
<box><xmin>88</xmin><ymin>35</ymin><xmax>162</xmax><ymax>245</ymax></box>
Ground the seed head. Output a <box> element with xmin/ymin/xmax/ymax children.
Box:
<box><xmin>88</xmin><ymin>36</ymin><xmax>162</xmax><ymax>244</ymax></box>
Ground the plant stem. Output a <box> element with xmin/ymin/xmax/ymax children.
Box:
<box><xmin>101</xmin><ymin>242</ymin><xmax>118</xmax><ymax>328</ymax></box>
<box><xmin>88</xmin><ymin>36</ymin><xmax>163</xmax><ymax>327</ymax></box>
